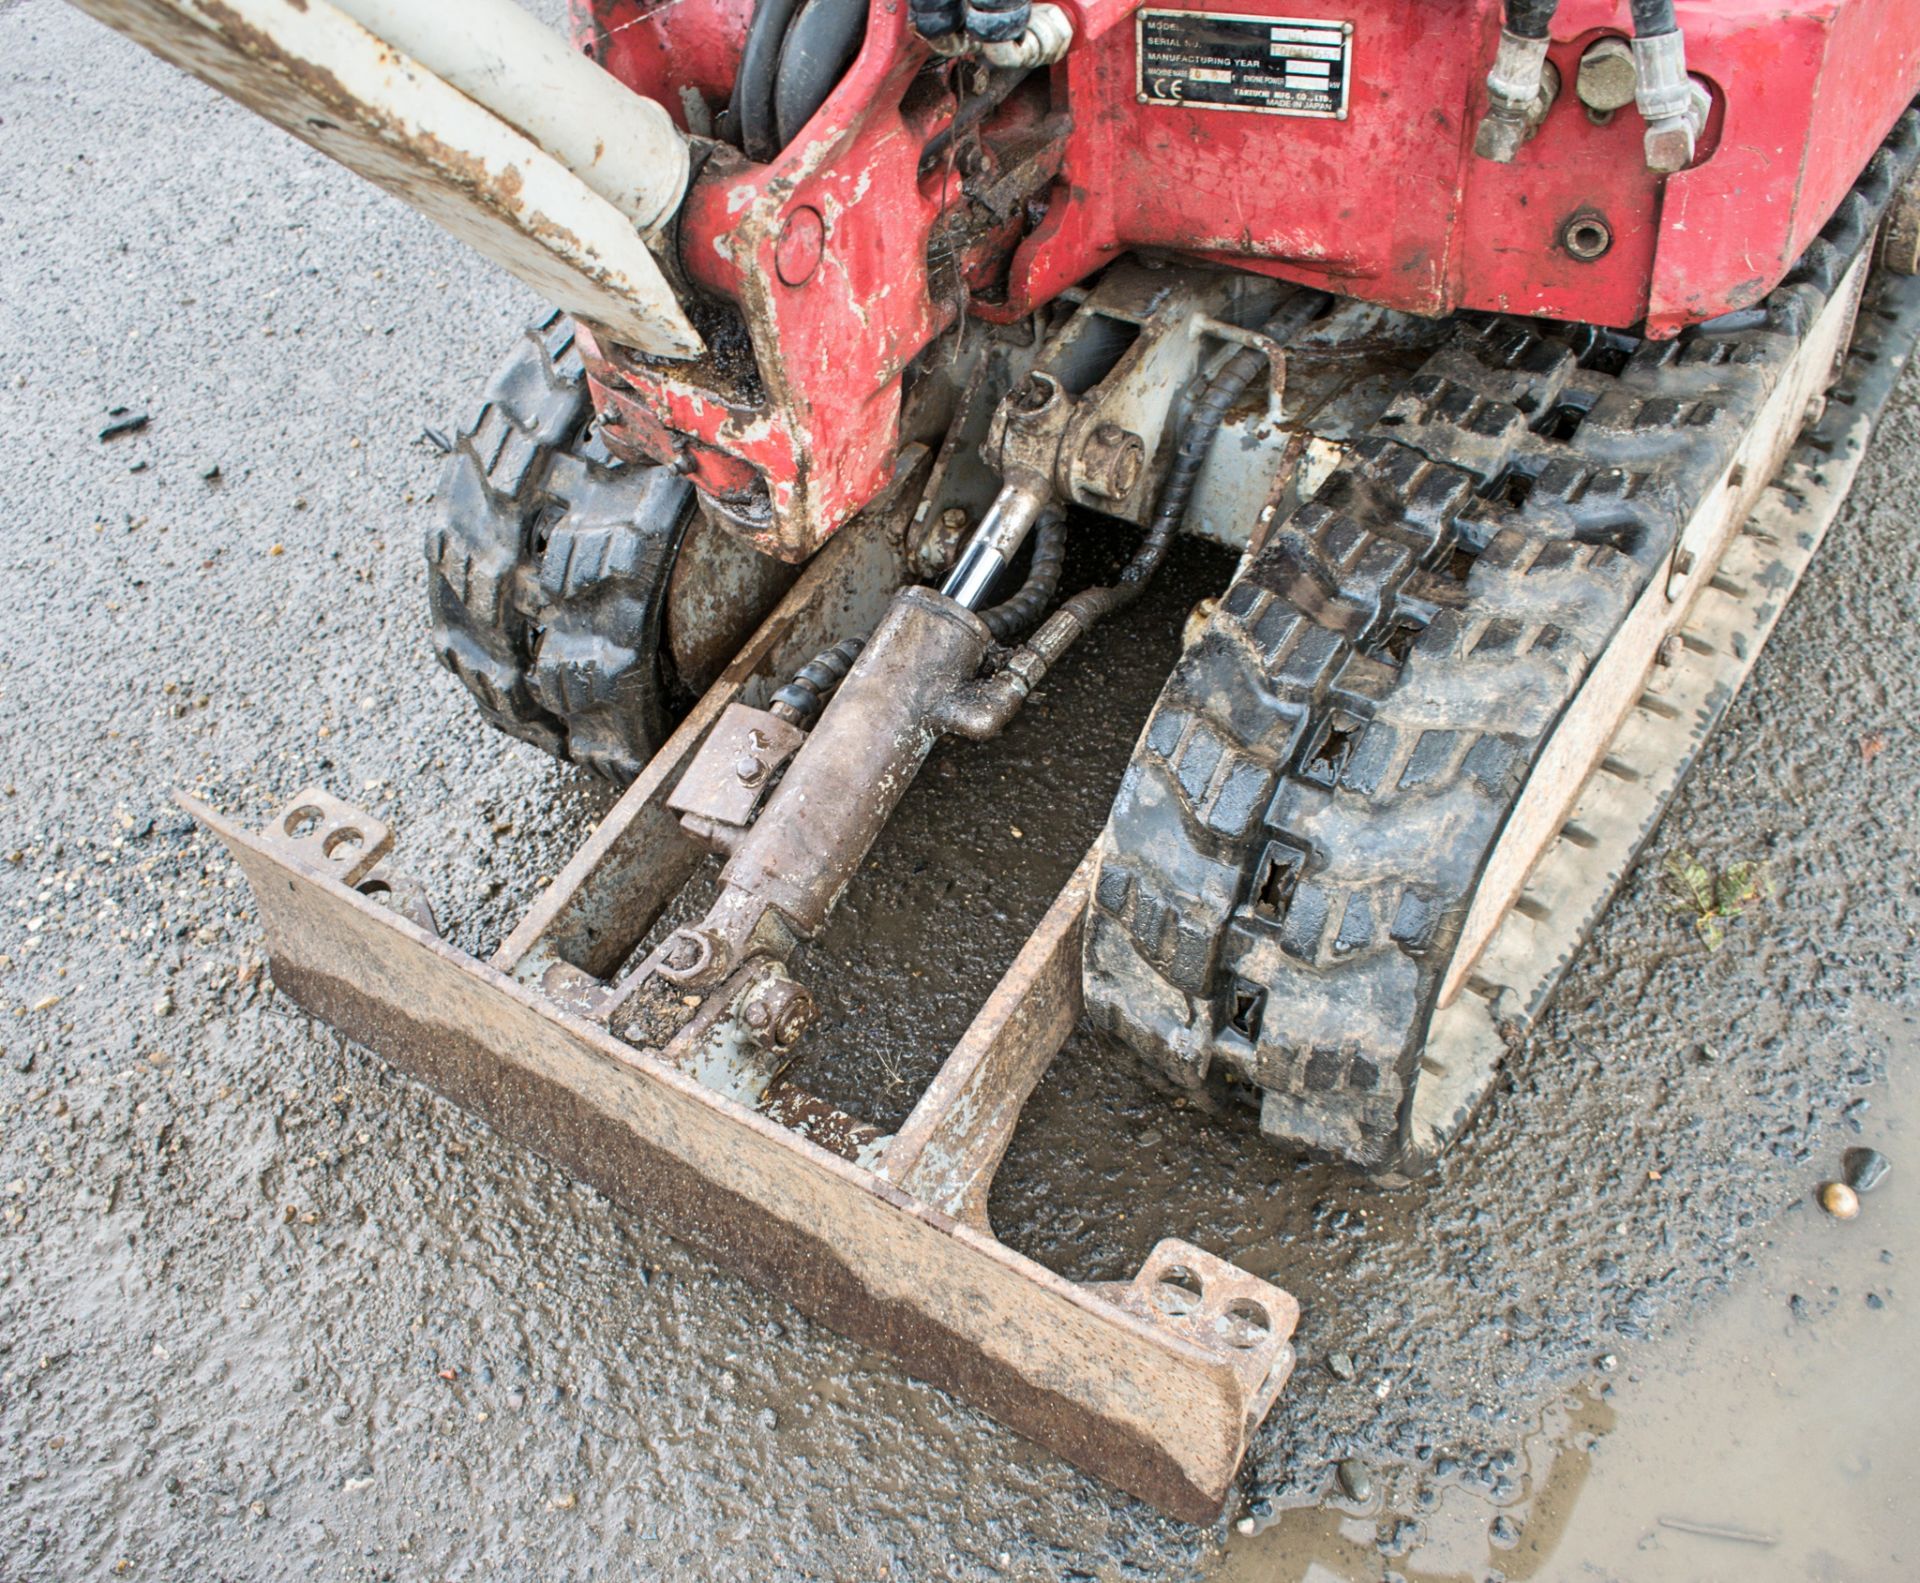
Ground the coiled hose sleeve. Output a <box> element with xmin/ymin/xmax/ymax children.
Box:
<box><xmin>977</xmin><ymin>509</ymin><xmax>1066</xmax><ymax>641</ymax></box>
<box><xmin>769</xmin><ymin>638</ymin><xmax>865</xmax><ymax>725</ymax></box>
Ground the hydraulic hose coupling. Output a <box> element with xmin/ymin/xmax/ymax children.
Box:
<box><xmin>964</xmin><ymin>0</ymin><xmax>1031</xmax><ymax>44</ymax></box>
<box><xmin>1633</xmin><ymin>28</ymin><xmax>1703</xmax><ymax>173</ymax></box>
<box><xmin>1474</xmin><ymin>27</ymin><xmax>1557</xmax><ymax>163</ymax></box>
<box><xmin>980</xmin><ymin>3</ymin><xmax>1073</xmax><ymax>67</ymax></box>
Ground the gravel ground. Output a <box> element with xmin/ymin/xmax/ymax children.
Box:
<box><xmin>2</xmin><ymin>4</ymin><xmax>1916</xmax><ymax>1579</ymax></box>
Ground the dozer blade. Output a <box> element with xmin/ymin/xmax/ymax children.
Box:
<box><xmin>66</xmin><ymin>0</ymin><xmax>702</xmax><ymax>359</ymax></box>
<box><xmin>180</xmin><ymin>521</ymin><xmax>1303</xmax><ymax>1524</ymax></box>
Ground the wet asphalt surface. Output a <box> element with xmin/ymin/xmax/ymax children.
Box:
<box><xmin>3</xmin><ymin>3</ymin><xmax>1917</xmax><ymax>1578</ymax></box>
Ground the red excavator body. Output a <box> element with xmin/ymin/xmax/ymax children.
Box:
<box><xmin>577</xmin><ymin>0</ymin><xmax>1920</xmax><ymax>555</ymax></box>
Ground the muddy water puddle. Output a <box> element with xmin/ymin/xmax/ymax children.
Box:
<box><xmin>1220</xmin><ymin>1045</ymin><xmax>1915</xmax><ymax>1582</ymax></box>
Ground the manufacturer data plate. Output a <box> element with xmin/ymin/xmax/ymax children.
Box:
<box><xmin>1138</xmin><ymin>11</ymin><xmax>1352</xmax><ymax>119</ymax></box>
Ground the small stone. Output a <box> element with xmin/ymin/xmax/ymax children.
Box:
<box><xmin>1326</xmin><ymin>1350</ymin><xmax>1357</xmax><ymax>1381</ymax></box>
<box><xmin>1336</xmin><ymin>1457</ymin><xmax>1372</xmax><ymax>1502</ymax></box>
<box><xmin>1819</xmin><ymin>1181</ymin><xmax>1860</xmax><ymax>1220</ymax></box>
<box><xmin>1234</xmin><ymin>1516</ymin><xmax>1255</xmax><ymax>1536</ymax></box>
<box><xmin>550</xmin><ymin>1491</ymin><xmax>577</xmax><ymax>1511</ymax></box>
<box><xmin>153</xmin><ymin>992</ymin><xmax>174</xmax><ymax>1016</ymax></box>
<box><xmin>1597</xmin><ymin>1353</ymin><xmax>1617</xmax><ymax>1372</ymax></box>
<box><xmin>1844</xmin><ymin>1147</ymin><xmax>1891</xmax><ymax>1195</ymax></box>
<box><xmin>29</xmin><ymin>994</ymin><xmax>58</xmax><ymax>1013</ymax></box>
<box><xmin>1490</xmin><ymin>1515</ymin><xmax>1520</xmax><ymax>1548</ymax></box>
<box><xmin>1378</xmin><ymin>1517</ymin><xmax>1421</xmax><ymax>1557</ymax></box>
<box><xmin>99</xmin><ymin>407</ymin><xmax>149</xmax><ymax>441</ymax></box>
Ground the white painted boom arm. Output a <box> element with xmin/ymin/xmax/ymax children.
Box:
<box><xmin>65</xmin><ymin>0</ymin><xmax>703</xmax><ymax>359</ymax></box>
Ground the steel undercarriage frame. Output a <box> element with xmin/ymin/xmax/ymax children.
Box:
<box><xmin>184</xmin><ymin>249</ymin><xmax>1920</xmax><ymax>1520</ymax></box>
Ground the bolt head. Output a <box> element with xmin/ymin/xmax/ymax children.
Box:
<box><xmin>1076</xmin><ymin>424</ymin><xmax>1146</xmax><ymax>500</ymax></box>
<box><xmin>1474</xmin><ymin>110</ymin><xmax>1527</xmax><ymax>164</ymax></box>
<box><xmin>742</xmin><ymin>999</ymin><xmax>772</xmax><ymax>1031</ymax></box>
<box><xmin>734</xmin><ymin>755</ymin><xmax>766</xmax><ymax>786</ymax></box>
<box><xmin>1575</xmin><ymin>38</ymin><xmax>1638</xmax><ymax>113</ymax></box>
<box><xmin>662</xmin><ymin>932</ymin><xmax>704</xmax><ymax>972</ymax></box>
<box><xmin>773</xmin><ymin>991</ymin><xmax>815</xmax><ymax>1047</ymax></box>
<box><xmin>1644</xmin><ymin>118</ymin><xmax>1696</xmax><ymax>175</ymax></box>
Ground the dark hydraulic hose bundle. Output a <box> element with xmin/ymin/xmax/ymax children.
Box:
<box><xmin>730</xmin><ymin>0</ymin><xmax>803</xmax><ymax>160</ymax></box>
<box><xmin>771</xmin><ymin>0</ymin><xmax>869</xmax><ymax>149</ymax></box>
<box><xmin>730</xmin><ymin>0</ymin><xmax>867</xmax><ymax>160</ymax></box>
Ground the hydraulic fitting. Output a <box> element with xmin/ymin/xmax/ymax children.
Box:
<box><xmin>1574</xmin><ymin>37</ymin><xmax>1638</xmax><ymax>115</ymax></box>
<box><xmin>1633</xmin><ymin>28</ymin><xmax>1698</xmax><ymax>173</ymax></box>
<box><xmin>963</xmin><ymin>0</ymin><xmax>1029</xmax><ymax>44</ymax></box>
<box><xmin>1474</xmin><ymin>29</ymin><xmax>1559</xmax><ymax>163</ymax></box>
<box><xmin>979</xmin><ymin>3</ymin><xmax>1073</xmax><ymax>67</ymax></box>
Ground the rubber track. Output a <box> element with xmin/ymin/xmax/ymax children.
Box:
<box><xmin>1085</xmin><ymin>110</ymin><xmax>1920</xmax><ymax>1172</ymax></box>
<box><xmin>425</xmin><ymin>311</ymin><xmax>695</xmax><ymax>784</ymax></box>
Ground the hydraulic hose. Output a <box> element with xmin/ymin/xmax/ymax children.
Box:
<box><xmin>1502</xmin><ymin>0</ymin><xmax>1559</xmax><ymax>39</ymax></box>
<box><xmin>1627</xmin><ymin>0</ymin><xmax>1677</xmax><ymax>36</ymax></box>
<box><xmin>734</xmin><ymin>0</ymin><xmax>807</xmax><ymax>161</ymax></box>
<box><xmin>773</xmin><ymin>0</ymin><xmax>868</xmax><ymax>148</ymax></box>
<box><xmin>770</xmin><ymin>638</ymin><xmax>866</xmax><ymax>725</ymax></box>
<box><xmin>978</xmin><ymin>509</ymin><xmax>1066</xmax><ymax>641</ymax></box>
